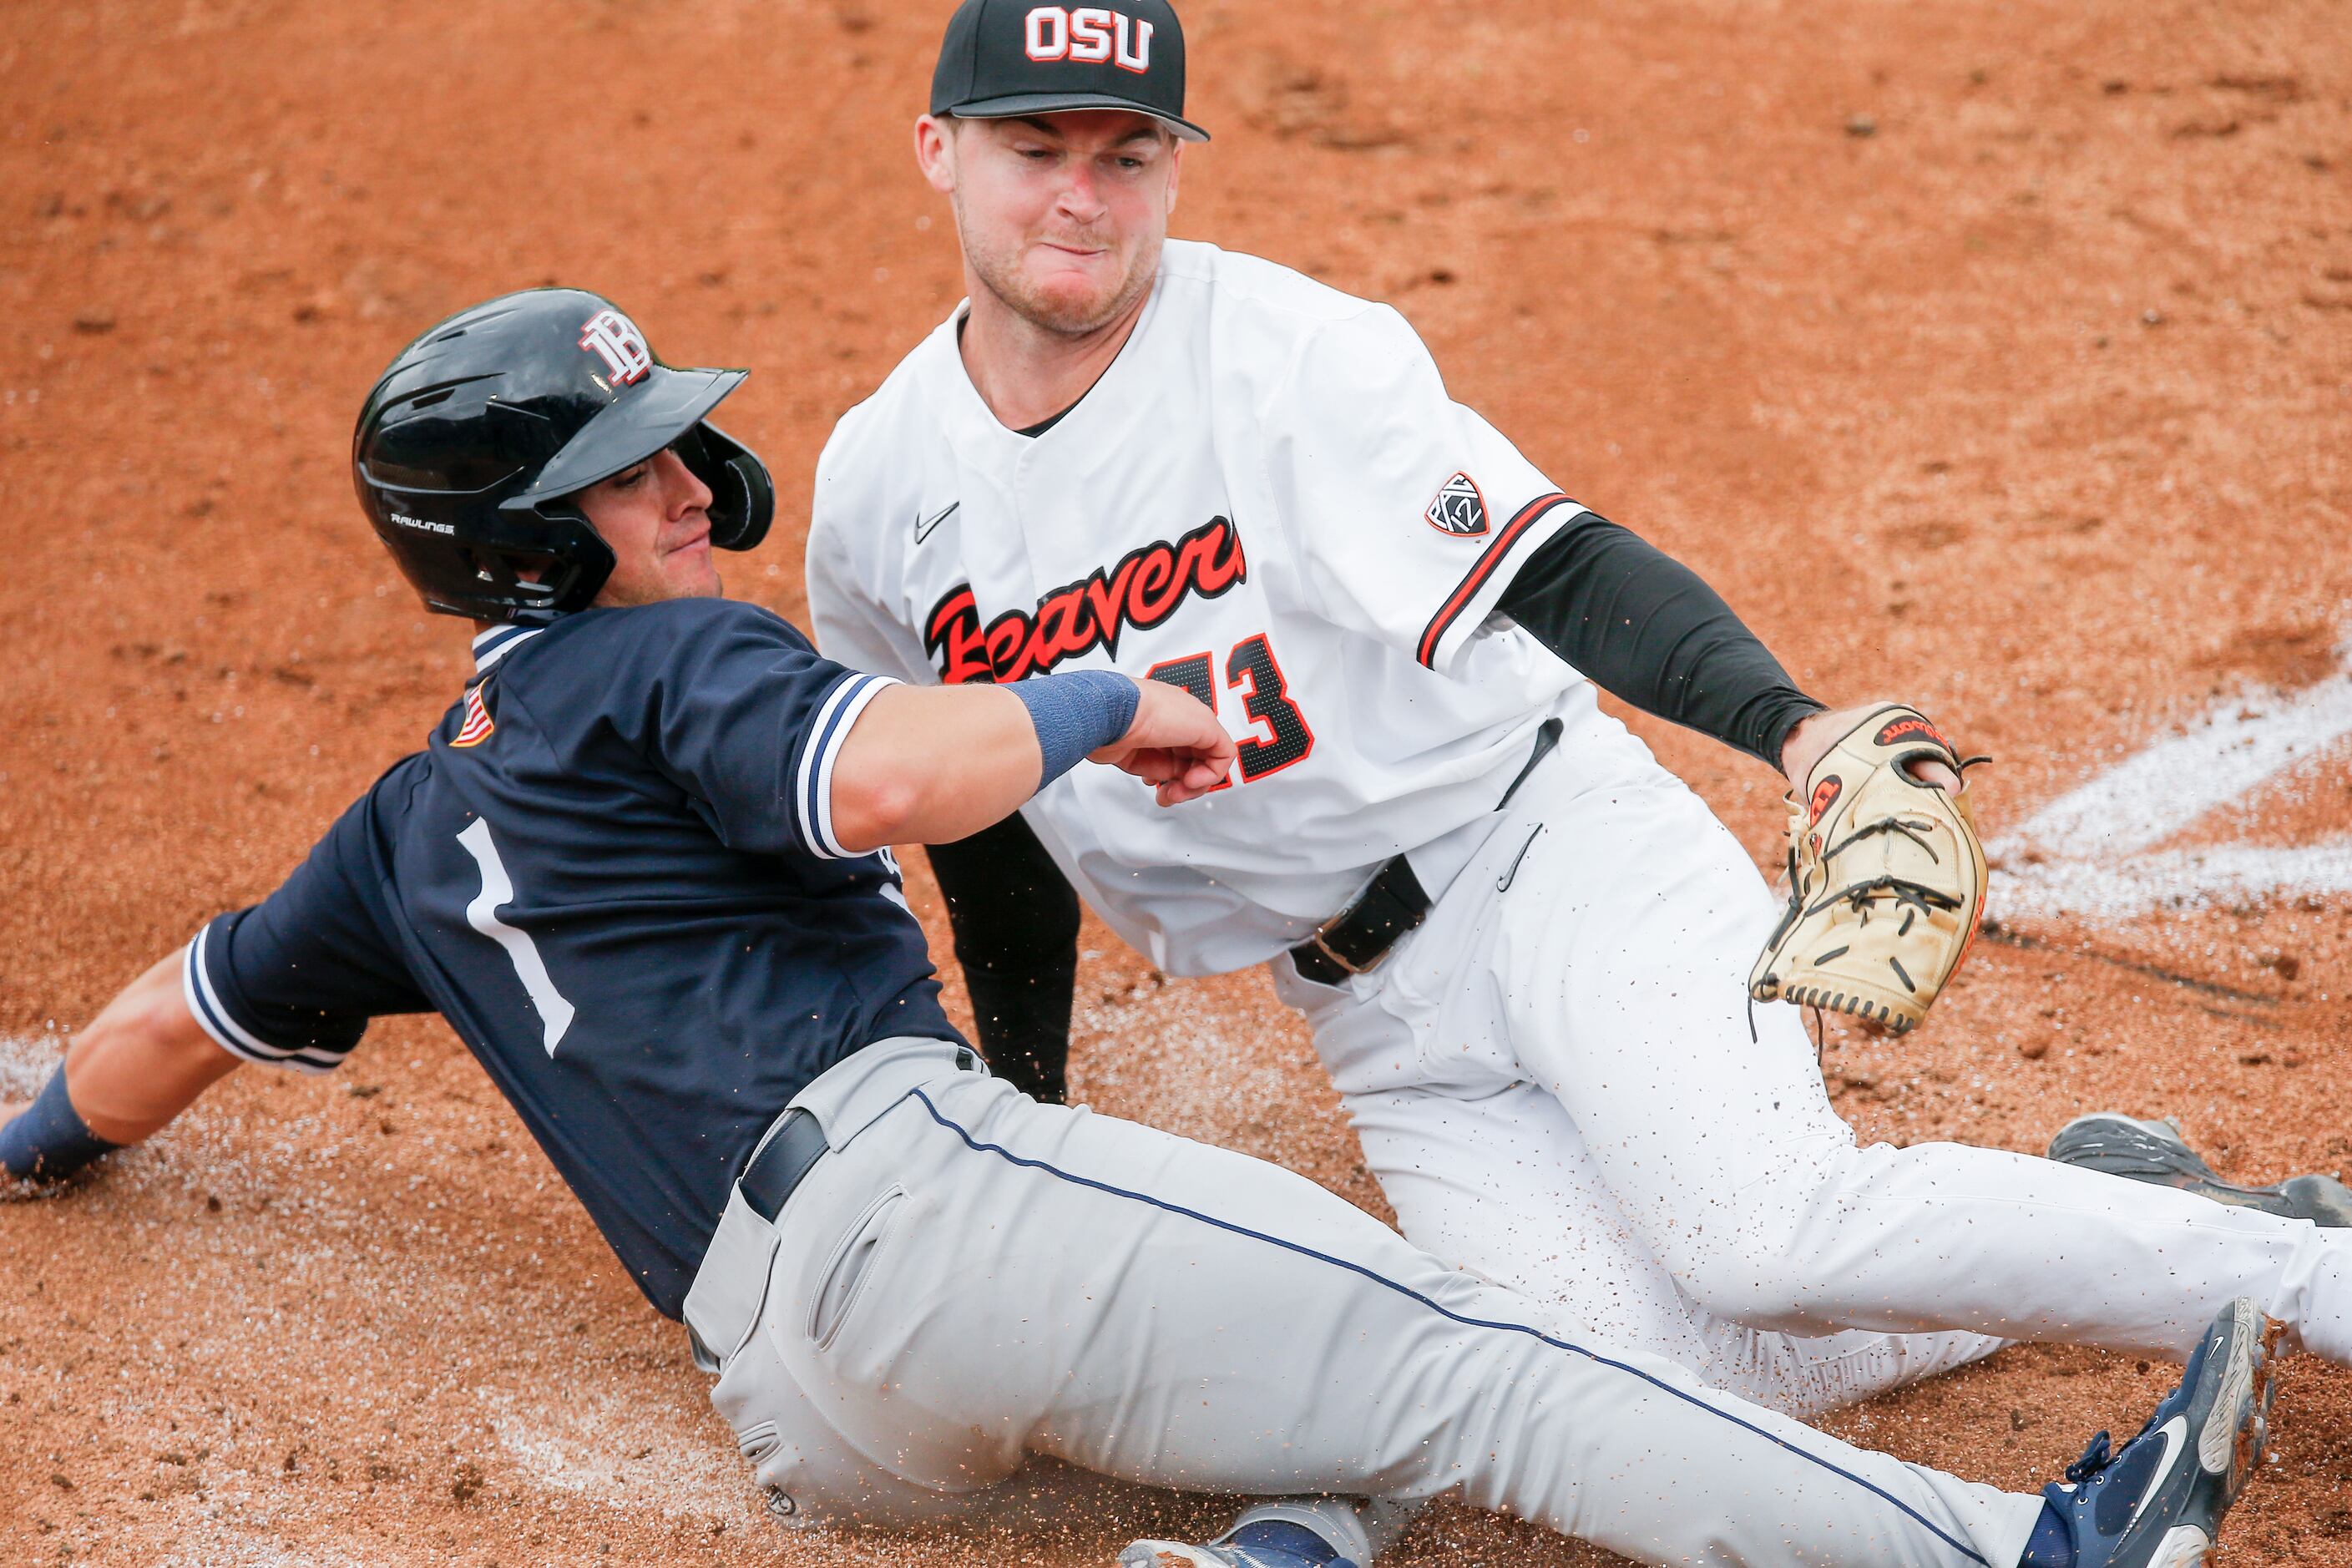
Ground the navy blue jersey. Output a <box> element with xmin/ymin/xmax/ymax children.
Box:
<box><xmin>180</xmin><ymin>598</ymin><xmax>961</xmax><ymax>1318</ymax></box>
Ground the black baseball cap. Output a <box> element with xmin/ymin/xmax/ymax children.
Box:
<box><xmin>930</xmin><ymin>0</ymin><xmax>1209</xmax><ymax>143</ymax></box>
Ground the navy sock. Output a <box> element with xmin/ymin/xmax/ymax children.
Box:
<box><xmin>1226</xmin><ymin>1520</ymin><xmax>1340</xmax><ymax>1564</ymax></box>
<box><xmin>2018</xmin><ymin>1497</ymin><xmax>2074</xmax><ymax>1568</ymax></box>
<box><xmin>0</xmin><ymin>1065</ymin><xmax>118</xmax><ymax>1181</ymax></box>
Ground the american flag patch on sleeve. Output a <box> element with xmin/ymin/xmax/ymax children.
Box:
<box><xmin>453</xmin><ymin>682</ymin><xmax>496</xmax><ymax>748</ymax></box>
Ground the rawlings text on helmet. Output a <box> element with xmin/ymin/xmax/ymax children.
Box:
<box><xmin>578</xmin><ymin>309</ymin><xmax>653</xmax><ymax>387</ymax></box>
<box><xmin>1024</xmin><ymin>6</ymin><xmax>1153</xmax><ymax>72</ymax></box>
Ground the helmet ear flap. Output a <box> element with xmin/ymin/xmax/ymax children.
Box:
<box><xmin>683</xmin><ymin>422</ymin><xmax>776</xmax><ymax>552</ymax></box>
<box><xmin>532</xmin><ymin>500</ymin><xmax>620</xmax><ymax>615</ymax></box>
<box><xmin>484</xmin><ymin>497</ymin><xmax>618</xmax><ymax>621</ymax></box>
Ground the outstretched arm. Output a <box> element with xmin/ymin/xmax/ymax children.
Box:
<box><xmin>1495</xmin><ymin>517</ymin><xmax>1965</xmax><ymax>795</ymax></box>
<box><xmin>1</xmin><ymin>951</ymin><xmax>241</xmax><ymax>1181</ymax></box>
<box><xmin>829</xmin><ymin>673</ymin><xmax>1233</xmax><ymax>855</ymax></box>
<box><xmin>1496</xmin><ymin>513</ymin><xmax>1826</xmax><ymax>769</ymax></box>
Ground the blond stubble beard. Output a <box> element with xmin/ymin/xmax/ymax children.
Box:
<box><xmin>953</xmin><ymin>186</ymin><xmax>1163</xmax><ymax>339</ymax></box>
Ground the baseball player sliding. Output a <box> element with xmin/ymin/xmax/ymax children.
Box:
<box><xmin>805</xmin><ymin>3</ymin><xmax>2352</xmax><ymax>1564</ymax></box>
<box><xmin>0</xmin><ymin>290</ymin><xmax>2272</xmax><ymax>1568</ymax></box>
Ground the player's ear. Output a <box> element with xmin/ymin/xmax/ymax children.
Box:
<box><xmin>915</xmin><ymin>114</ymin><xmax>959</xmax><ymax>196</ymax></box>
<box><xmin>1163</xmin><ymin>134</ymin><xmax>1183</xmax><ymax>218</ymax></box>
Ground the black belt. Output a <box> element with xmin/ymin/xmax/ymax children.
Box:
<box><xmin>738</xmin><ymin>1108</ymin><xmax>831</xmax><ymax>1224</ymax></box>
<box><xmin>735</xmin><ymin>1046</ymin><xmax>980</xmax><ymax>1224</ymax></box>
<box><xmin>1289</xmin><ymin>855</ymin><xmax>1433</xmax><ymax>985</ymax></box>
<box><xmin>1287</xmin><ymin>718</ymin><xmax>1561</xmax><ymax>987</ymax></box>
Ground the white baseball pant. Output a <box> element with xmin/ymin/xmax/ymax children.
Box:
<box><xmin>1275</xmin><ymin>697</ymin><xmax>2352</xmax><ymax>1389</ymax></box>
<box><xmin>694</xmin><ymin>1040</ymin><xmax>2046</xmax><ymax>1566</ymax></box>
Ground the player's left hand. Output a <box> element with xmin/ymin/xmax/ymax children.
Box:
<box><xmin>1091</xmin><ymin>679</ymin><xmax>1238</xmax><ymax>807</ymax></box>
<box><xmin>1783</xmin><ymin>703</ymin><xmax>1961</xmax><ymax>795</ymax></box>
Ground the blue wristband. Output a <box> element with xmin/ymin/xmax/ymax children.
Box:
<box><xmin>0</xmin><ymin>1065</ymin><xmax>119</xmax><ymax>1182</ymax></box>
<box><xmin>1009</xmin><ymin>671</ymin><xmax>1141</xmax><ymax>788</ymax></box>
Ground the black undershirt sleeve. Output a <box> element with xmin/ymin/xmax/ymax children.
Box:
<box><xmin>925</xmin><ymin>812</ymin><xmax>1080</xmax><ymax>1104</ymax></box>
<box><xmin>1497</xmin><ymin>512</ymin><xmax>1826</xmax><ymax>768</ymax></box>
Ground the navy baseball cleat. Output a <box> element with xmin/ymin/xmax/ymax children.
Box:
<box><xmin>1118</xmin><ymin>1520</ymin><xmax>1359</xmax><ymax>1568</ymax></box>
<box><xmin>2050</xmin><ymin>1113</ymin><xmax>2352</xmax><ymax>1227</ymax></box>
<box><xmin>2028</xmin><ymin>1298</ymin><xmax>2281</xmax><ymax>1568</ymax></box>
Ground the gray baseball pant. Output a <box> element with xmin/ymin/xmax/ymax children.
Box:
<box><xmin>688</xmin><ymin>1040</ymin><xmax>2043</xmax><ymax>1566</ymax></box>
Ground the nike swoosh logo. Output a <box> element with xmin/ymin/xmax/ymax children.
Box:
<box><xmin>914</xmin><ymin>501</ymin><xmax>959</xmax><ymax>545</ymax></box>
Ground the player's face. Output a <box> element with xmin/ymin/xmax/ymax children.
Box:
<box><xmin>920</xmin><ymin>109</ymin><xmax>1181</xmax><ymax>337</ymax></box>
<box><xmin>577</xmin><ymin>446</ymin><xmax>721</xmax><ymax>607</ymax></box>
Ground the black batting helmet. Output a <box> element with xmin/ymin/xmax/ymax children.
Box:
<box><xmin>352</xmin><ymin>289</ymin><xmax>774</xmax><ymax>623</ymax></box>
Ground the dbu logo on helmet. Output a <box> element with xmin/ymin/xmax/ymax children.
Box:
<box><xmin>1024</xmin><ymin>6</ymin><xmax>1153</xmax><ymax>73</ymax></box>
<box><xmin>579</xmin><ymin>309</ymin><xmax>652</xmax><ymax>387</ymax></box>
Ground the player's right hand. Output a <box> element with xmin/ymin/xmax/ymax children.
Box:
<box><xmin>1090</xmin><ymin>679</ymin><xmax>1237</xmax><ymax>807</ymax></box>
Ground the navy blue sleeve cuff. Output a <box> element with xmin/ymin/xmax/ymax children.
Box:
<box><xmin>181</xmin><ymin>920</ymin><xmax>357</xmax><ymax>1074</ymax></box>
<box><xmin>792</xmin><ymin>673</ymin><xmax>901</xmax><ymax>859</ymax></box>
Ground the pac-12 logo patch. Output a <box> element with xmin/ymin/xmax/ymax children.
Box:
<box><xmin>1424</xmin><ymin>472</ymin><xmax>1490</xmax><ymax>537</ymax></box>
<box><xmin>578</xmin><ymin>309</ymin><xmax>652</xmax><ymax>387</ymax></box>
<box><xmin>453</xmin><ymin>683</ymin><xmax>496</xmax><ymax>748</ymax></box>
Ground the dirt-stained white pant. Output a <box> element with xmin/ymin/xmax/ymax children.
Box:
<box><xmin>1272</xmin><ymin>692</ymin><xmax>2352</xmax><ymax>1399</ymax></box>
<box><xmin>695</xmin><ymin>1041</ymin><xmax>2045</xmax><ymax>1566</ymax></box>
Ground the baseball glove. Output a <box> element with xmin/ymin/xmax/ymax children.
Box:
<box><xmin>1748</xmin><ymin>705</ymin><xmax>1988</xmax><ymax>1034</ymax></box>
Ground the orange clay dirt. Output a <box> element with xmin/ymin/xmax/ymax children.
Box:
<box><xmin>3</xmin><ymin>0</ymin><xmax>2349</xmax><ymax>1564</ymax></box>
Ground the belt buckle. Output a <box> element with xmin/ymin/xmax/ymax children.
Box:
<box><xmin>1304</xmin><ymin>912</ymin><xmax>1378</xmax><ymax>979</ymax></box>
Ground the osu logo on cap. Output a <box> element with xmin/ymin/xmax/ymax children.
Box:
<box><xmin>1024</xmin><ymin>6</ymin><xmax>1153</xmax><ymax>73</ymax></box>
<box><xmin>579</xmin><ymin>309</ymin><xmax>652</xmax><ymax>387</ymax></box>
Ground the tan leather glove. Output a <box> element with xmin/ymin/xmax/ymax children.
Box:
<box><xmin>1748</xmin><ymin>706</ymin><xmax>1988</xmax><ymax>1034</ymax></box>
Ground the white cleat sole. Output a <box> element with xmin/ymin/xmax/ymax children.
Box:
<box><xmin>2198</xmin><ymin>1299</ymin><xmax>2259</xmax><ymax>1478</ymax></box>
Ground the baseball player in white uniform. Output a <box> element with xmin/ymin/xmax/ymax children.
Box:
<box><xmin>805</xmin><ymin>3</ymin><xmax>2352</xmax><ymax>1564</ymax></box>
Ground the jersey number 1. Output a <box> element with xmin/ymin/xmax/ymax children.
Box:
<box><xmin>1146</xmin><ymin>633</ymin><xmax>1316</xmax><ymax>785</ymax></box>
<box><xmin>457</xmin><ymin>818</ymin><xmax>577</xmax><ymax>1055</ymax></box>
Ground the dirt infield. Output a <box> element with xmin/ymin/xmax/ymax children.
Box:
<box><xmin>3</xmin><ymin>0</ymin><xmax>2349</xmax><ymax>1562</ymax></box>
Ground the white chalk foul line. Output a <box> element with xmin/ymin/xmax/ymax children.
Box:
<box><xmin>1995</xmin><ymin>667</ymin><xmax>2352</xmax><ymax>859</ymax></box>
<box><xmin>1987</xmin><ymin>633</ymin><xmax>2352</xmax><ymax>920</ymax></box>
<box><xmin>1991</xmin><ymin>840</ymin><xmax>2352</xmax><ymax>922</ymax></box>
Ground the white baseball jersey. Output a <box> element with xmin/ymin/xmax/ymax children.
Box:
<box><xmin>807</xmin><ymin>240</ymin><xmax>1593</xmax><ymax>974</ymax></box>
